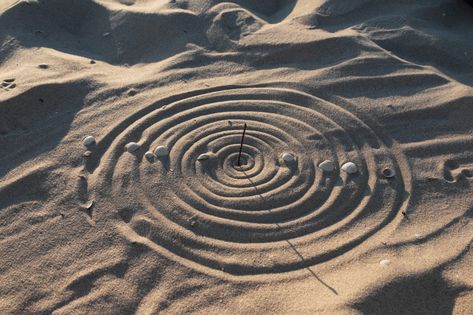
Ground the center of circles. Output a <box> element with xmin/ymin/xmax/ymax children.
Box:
<box><xmin>95</xmin><ymin>87</ymin><xmax>410</xmax><ymax>276</ymax></box>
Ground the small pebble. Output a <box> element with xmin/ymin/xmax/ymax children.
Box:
<box><xmin>82</xmin><ymin>135</ymin><xmax>96</xmax><ymax>147</ymax></box>
<box><xmin>154</xmin><ymin>145</ymin><xmax>169</xmax><ymax>157</ymax></box>
<box><xmin>282</xmin><ymin>152</ymin><xmax>295</xmax><ymax>163</ymax></box>
<box><xmin>103</xmin><ymin>32</ymin><xmax>111</xmax><ymax>37</ymax></box>
<box><xmin>84</xmin><ymin>200</ymin><xmax>94</xmax><ymax>210</ymax></box>
<box><xmin>379</xmin><ymin>259</ymin><xmax>391</xmax><ymax>267</ymax></box>
<box><xmin>197</xmin><ymin>153</ymin><xmax>210</xmax><ymax>161</ymax></box>
<box><xmin>318</xmin><ymin>160</ymin><xmax>335</xmax><ymax>172</ymax></box>
<box><xmin>90</xmin><ymin>59</ymin><xmax>96</xmax><ymax>64</ymax></box>
<box><xmin>382</xmin><ymin>167</ymin><xmax>395</xmax><ymax>178</ymax></box>
<box><xmin>83</xmin><ymin>150</ymin><xmax>92</xmax><ymax>157</ymax></box>
<box><xmin>341</xmin><ymin>162</ymin><xmax>358</xmax><ymax>174</ymax></box>
<box><xmin>128</xmin><ymin>89</ymin><xmax>138</xmax><ymax>96</ymax></box>
<box><xmin>144</xmin><ymin>151</ymin><xmax>155</xmax><ymax>161</ymax></box>
<box><xmin>38</xmin><ymin>63</ymin><xmax>49</xmax><ymax>69</ymax></box>
<box><xmin>414</xmin><ymin>233</ymin><xmax>422</xmax><ymax>240</ymax></box>
<box><xmin>125</xmin><ymin>142</ymin><xmax>140</xmax><ymax>153</ymax></box>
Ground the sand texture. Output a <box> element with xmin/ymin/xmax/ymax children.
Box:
<box><xmin>1</xmin><ymin>0</ymin><xmax>472</xmax><ymax>314</ymax></box>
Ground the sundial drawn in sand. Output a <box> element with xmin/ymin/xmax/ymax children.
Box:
<box><xmin>88</xmin><ymin>86</ymin><xmax>411</xmax><ymax>276</ymax></box>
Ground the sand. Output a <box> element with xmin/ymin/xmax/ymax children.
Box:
<box><xmin>0</xmin><ymin>0</ymin><xmax>472</xmax><ymax>314</ymax></box>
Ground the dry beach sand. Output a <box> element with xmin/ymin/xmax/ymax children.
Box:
<box><xmin>0</xmin><ymin>0</ymin><xmax>472</xmax><ymax>314</ymax></box>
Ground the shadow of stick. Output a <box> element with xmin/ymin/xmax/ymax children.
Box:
<box><xmin>240</xmin><ymin>168</ymin><xmax>338</xmax><ymax>295</ymax></box>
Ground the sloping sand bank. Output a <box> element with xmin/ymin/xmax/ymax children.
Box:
<box><xmin>0</xmin><ymin>0</ymin><xmax>472</xmax><ymax>314</ymax></box>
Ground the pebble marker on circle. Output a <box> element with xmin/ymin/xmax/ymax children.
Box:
<box><xmin>282</xmin><ymin>152</ymin><xmax>295</xmax><ymax>163</ymax></box>
<box><xmin>318</xmin><ymin>160</ymin><xmax>335</xmax><ymax>172</ymax></box>
<box><xmin>82</xmin><ymin>135</ymin><xmax>96</xmax><ymax>147</ymax></box>
<box><xmin>144</xmin><ymin>151</ymin><xmax>155</xmax><ymax>161</ymax></box>
<box><xmin>154</xmin><ymin>145</ymin><xmax>169</xmax><ymax>157</ymax></box>
<box><xmin>197</xmin><ymin>153</ymin><xmax>210</xmax><ymax>161</ymax></box>
<box><xmin>125</xmin><ymin>142</ymin><xmax>140</xmax><ymax>153</ymax></box>
<box><xmin>341</xmin><ymin>161</ymin><xmax>358</xmax><ymax>174</ymax></box>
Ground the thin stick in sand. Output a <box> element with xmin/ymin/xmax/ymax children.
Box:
<box><xmin>237</xmin><ymin>123</ymin><xmax>247</xmax><ymax>167</ymax></box>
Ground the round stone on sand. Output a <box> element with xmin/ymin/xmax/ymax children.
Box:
<box><xmin>38</xmin><ymin>63</ymin><xmax>49</xmax><ymax>69</ymax></box>
<box><xmin>84</xmin><ymin>200</ymin><xmax>94</xmax><ymax>210</ymax></box>
<box><xmin>154</xmin><ymin>145</ymin><xmax>168</xmax><ymax>158</ymax></box>
<box><xmin>414</xmin><ymin>233</ymin><xmax>422</xmax><ymax>240</ymax></box>
<box><xmin>318</xmin><ymin>160</ymin><xmax>335</xmax><ymax>172</ymax></box>
<box><xmin>379</xmin><ymin>259</ymin><xmax>391</xmax><ymax>267</ymax></box>
<box><xmin>82</xmin><ymin>135</ymin><xmax>95</xmax><ymax>147</ymax></box>
<box><xmin>341</xmin><ymin>162</ymin><xmax>358</xmax><ymax>174</ymax></box>
<box><xmin>144</xmin><ymin>151</ymin><xmax>155</xmax><ymax>161</ymax></box>
<box><xmin>197</xmin><ymin>153</ymin><xmax>210</xmax><ymax>161</ymax></box>
<box><xmin>125</xmin><ymin>142</ymin><xmax>140</xmax><ymax>153</ymax></box>
<box><xmin>282</xmin><ymin>152</ymin><xmax>295</xmax><ymax>163</ymax></box>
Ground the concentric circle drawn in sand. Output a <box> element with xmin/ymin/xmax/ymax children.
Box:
<box><xmin>92</xmin><ymin>86</ymin><xmax>411</xmax><ymax>276</ymax></box>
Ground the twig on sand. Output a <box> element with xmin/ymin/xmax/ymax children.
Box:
<box><xmin>237</xmin><ymin>123</ymin><xmax>247</xmax><ymax>166</ymax></box>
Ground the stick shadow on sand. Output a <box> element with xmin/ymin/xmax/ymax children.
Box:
<box><xmin>239</xmin><ymin>166</ymin><xmax>338</xmax><ymax>295</ymax></box>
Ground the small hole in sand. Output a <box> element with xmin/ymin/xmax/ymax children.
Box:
<box><xmin>382</xmin><ymin>167</ymin><xmax>395</xmax><ymax>178</ymax></box>
<box><xmin>463</xmin><ymin>169</ymin><xmax>473</xmax><ymax>177</ymax></box>
<box><xmin>234</xmin><ymin>156</ymin><xmax>248</xmax><ymax>168</ymax></box>
<box><xmin>445</xmin><ymin>160</ymin><xmax>459</xmax><ymax>170</ymax></box>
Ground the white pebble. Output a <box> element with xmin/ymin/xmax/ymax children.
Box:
<box><xmin>318</xmin><ymin>160</ymin><xmax>335</xmax><ymax>172</ymax></box>
<box><xmin>38</xmin><ymin>63</ymin><xmax>49</xmax><ymax>69</ymax></box>
<box><xmin>144</xmin><ymin>151</ymin><xmax>155</xmax><ymax>161</ymax></box>
<box><xmin>84</xmin><ymin>200</ymin><xmax>94</xmax><ymax>210</ymax></box>
<box><xmin>379</xmin><ymin>259</ymin><xmax>391</xmax><ymax>267</ymax></box>
<box><xmin>154</xmin><ymin>145</ymin><xmax>168</xmax><ymax>157</ymax></box>
<box><xmin>341</xmin><ymin>162</ymin><xmax>358</xmax><ymax>174</ymax></box>
<box><xmin>82</xmin><ymin>135</ymin><xmax>96</xmax><ymax>147</ymax></box>
<box><xmin>197</xmin><ymin>153</ymin><xmax>210</xmax><ymax>161</ymax></box>
<box><xmin>414</xmin><ymin>233</ymin><xmax>422</xmax><ymax>240</ymax></box>
<box><xmin>125</xmin><ymin>142</ymin><xmax>140</xmax><ymax>153</ymax></box>
<box><xmin>282</xmin><ymin>152</ymin><xmax>295</xmax><ymax>163</ymax></box>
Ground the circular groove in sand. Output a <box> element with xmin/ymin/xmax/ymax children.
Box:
<box><xmin>93</xmin><ymin>87</ymin><xmax>409</xmax><ymax>275</ymax></box>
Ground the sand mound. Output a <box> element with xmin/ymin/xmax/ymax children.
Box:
<box><xmin>0</xmin><ymin>0</ymin><xmax>472</xmax><ymax>314</ymax></box>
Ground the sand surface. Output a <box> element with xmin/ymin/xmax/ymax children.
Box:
<box><xmin>1</xmin><ymin>0</ymin><xmax>472</xmax><ymax>314</ymax></box>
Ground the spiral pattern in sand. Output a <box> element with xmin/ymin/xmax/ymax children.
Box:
<box><xmin>92</xmin><ymin>87</ymin><xmax>410</xmax><ymax>275</ymax></box>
